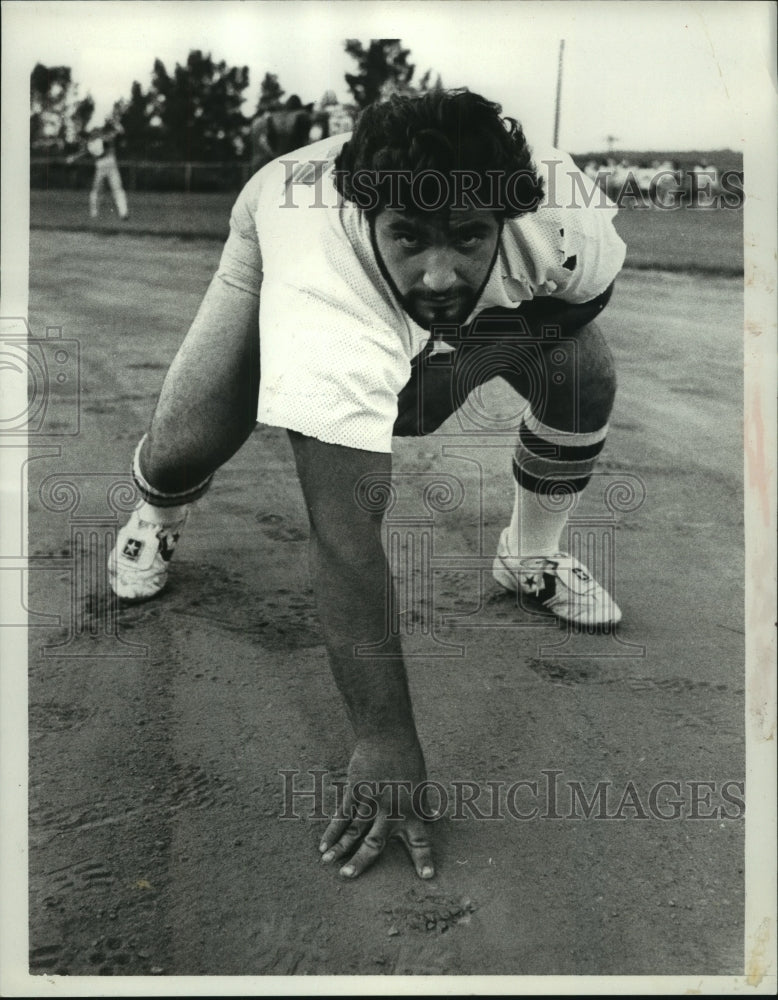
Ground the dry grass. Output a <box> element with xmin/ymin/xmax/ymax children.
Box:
<box><xmin>30</xmin><ymin>189</ymin><xmax>744</xmax><ymax>275</ymax></box>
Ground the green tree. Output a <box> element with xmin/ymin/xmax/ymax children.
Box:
<box><xmin>344</xmin><ymin>40</ymin><xmax>413</xmax><ymax>108</ymax></box>
<box><xmin>113</xmin><ymin>81</ymin><xmax>157</xmax><ymax>158</ymax></box>
<box><xmin>344</xmin><ymin>39</ymin><xmax>441</xmax><ymax>108</ymax></box>
<box><xmin>71</xmin><ymin>95</ymin><xmax>95</xmax><ymax>139</ymax></box>
<box><xmin>255</xmin><ymin>72</ymin><xmax>285</xmax><ymax>115</ymax></box>
<box><xmin>31</xmin><ymin>64</ymin><xmax>98</xmax><ymax>152</ymax></box>
<box><xmin>31</xmin><ymin>63</ymin><xmax>70</xmax><ymax>148</ymax></box>
<box><xmin>130</xmin><ymin>50</ymin><xmax>251</xmax><ymax>160</ymax></box>
<box><xmin>31</xmin><ymin>64</ymin><xmax>72</xmax><ymax>150</ymax></box>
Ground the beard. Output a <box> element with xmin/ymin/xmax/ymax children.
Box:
<box><xmin>368</xmin><ymin>215</ymin><xmax>501</xmax><ymax>332</ymax></box>
<box><xmin>396</xmin><ymin>288</ymin><xmax>480</xmax><ymax>330</ymax></box>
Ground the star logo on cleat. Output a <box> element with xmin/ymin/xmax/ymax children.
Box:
<box><xmin>122</xmin><ymin>538</ymin><xmax>142</xmax><ymax>560</ymax></box>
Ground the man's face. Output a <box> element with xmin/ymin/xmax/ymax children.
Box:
<box><xmin>372</xmin><ymin>208</ymin><xmax>501</xmax><ymax>329</ymax></box>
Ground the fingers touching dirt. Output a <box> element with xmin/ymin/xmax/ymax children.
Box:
<box><xmin>318</xmin><ymin>792</ymin><xmax>435</xmax><ymax>880</ymax></box>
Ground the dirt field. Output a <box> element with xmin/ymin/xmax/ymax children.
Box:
<box><xmin>23</xmin><ymin>227</ymin><xmax>745</xmax><ymax>980</ymax></box>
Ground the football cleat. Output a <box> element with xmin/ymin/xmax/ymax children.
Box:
<box><xmin>492</xmin><ymin>528</ymin><xmax>622</xmax><ymax>626</ymax></box>
<box><xmin>107</xmin><ymin>507</ymin><xmax>188</xmax><ymax>601</ymax></box>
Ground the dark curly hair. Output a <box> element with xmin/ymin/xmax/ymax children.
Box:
<box><xmin>334</xmin><ymin>89</ymin><xmax>544</xmax><ymax>220</ymax></box>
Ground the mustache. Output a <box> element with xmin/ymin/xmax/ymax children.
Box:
<box><xmin>401</xmin><ymin>288</ymin><xmax>479</xmax><ymax>329</ymax></box>
<box><xmin>411</xmin><ymin>287</ymin><xmax>470</xmax><ymax>303</ymax></box>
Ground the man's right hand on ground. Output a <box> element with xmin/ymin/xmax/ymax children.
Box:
<box><xmin>319</xmin><ymin>736</ymin><xmax>436</xmax><ymax>880</ymax></box>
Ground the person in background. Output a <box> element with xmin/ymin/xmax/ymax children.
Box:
<box><xmin>69</xmin><ymin>124</ymin><xmax>129</xmax><ymax>220</ymax></box>
<box><xmin>249</xmin><ymin>107</ymin><xmax>278</xmax><ymax>174</ymax></box>
<box><xmin>309</xmin><ymin>90</ymin><xmax>356</xmax><ymax>142</ymax></box>
<box><xmin>252</xmin><ymin>95</ymin><xmax>313</xmax><ymax>173</ymax></box>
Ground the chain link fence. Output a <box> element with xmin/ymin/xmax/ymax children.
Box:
<box><xmin>31</xmin><ymin>157</ymin><xmax>252</xmax><ymax>194</ymax></box>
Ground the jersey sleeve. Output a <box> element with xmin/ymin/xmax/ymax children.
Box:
<box><xmin>551</xmin><ymin>151</ymin><xmax>627</xmax><ymax>303</ymax></box>
<box><xmin>506</xmin><ymin>146</ymin><xmax>627</xmax><ymax>305</ymax></box>
<box><xmin>215</xmin><ymin>171</ymin><xmax>265</xmax><ymax>296</ymax></box>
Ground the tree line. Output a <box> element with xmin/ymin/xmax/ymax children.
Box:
<box><xmin>30</xmin><ymin>40</ymin><xmax>441</xmax><ymax>162</ymax></box>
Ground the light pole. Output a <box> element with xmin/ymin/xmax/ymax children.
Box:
<box><xmin>553</xmin><ymin>38</ymin><xmax>565</xmax><ymax>148</ymax></box>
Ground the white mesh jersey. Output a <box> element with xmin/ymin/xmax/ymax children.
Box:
<box><xmin>217</xmin><ymin>134</ymin><xmax>626</xmax><ymax>453</ymax></box>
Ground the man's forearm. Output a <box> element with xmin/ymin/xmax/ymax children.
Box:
<box><xmin>308</xmin><ymin>530</ymin><xmax>419</xmax><ymax>743</ymax></box>
<box><xmin>287</xmin><ymin>432</ymin><xmax>421</xmax><ymax>744</ymax></box>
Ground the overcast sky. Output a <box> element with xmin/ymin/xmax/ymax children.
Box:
<box><xmin>4</xmin><ymin>0</ymin><xmax>774</xmax><ymax>152</ymax></box>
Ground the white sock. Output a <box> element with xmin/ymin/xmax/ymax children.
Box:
<box><xmin>136</xmin><ymin>501</ymin><xmax>189</xmax><ymax>526</ymax></box>
<box><xmin>133</xmin><ymin>434</ymin><xmax>214</xmax><ymax>509</ymax></box>
<box><xmin>508</xmin><ymin>410</ymin><xmax>609</xmax><ymax>557</ymax></box>
<box><xmin>507</xmin><ymin>481</ymin><xmax>567</xmax><ymax>557</ymax></box>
